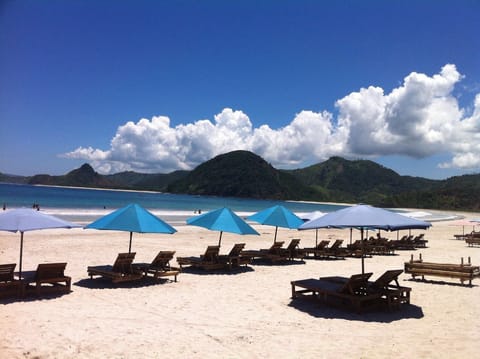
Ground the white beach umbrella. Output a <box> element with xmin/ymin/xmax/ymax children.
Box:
<box><xmin>0</xmin><ymin>208</ymin><xmax>81</xmax><ymax>277</ymax></box>
<box><xmin>300</xmin><ymin>204</ymin><xmax>431</xmax><ymax>273</ymax></box>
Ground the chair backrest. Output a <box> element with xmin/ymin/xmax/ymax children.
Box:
<box><xmin>286</xmin><ymin>239</ymin><xmax>301</xmax><ymax>250</ymax></box>
<box><xmin>151</xmin><ymin>251</ymin><xmax>176</xmax><ymax>268</ymax></box>
<box><xmin>339</xmin><ymin>273</ymin><xmax>373</xmax><ymax>295</ymax></box>
<box><xmin>0</xmin><ymin>263</ymin><xmax>16</xmax><ymax>282</ymax></box>
<box><xmin>203</xmin><ymin>246</ymin><xmax>220</xmax><ymax>261</ymax></box>
<box><xmin>317</xmin><ymin>240</ymin><xmax>330</xmax><ymax>249</ymax></box>
<box><xmin>35</xmin><ymin>263</ymin><xmax>67</xmax><ymax>280</ymax></box>
<box><xmin>372</xmin><ymin>269</ymin><xmax>403</xmax><ymax>289</ymax></box>
<box><xmin>330</xmin><ymin>239</ymin><xmax>343</xmax><ymax>249</ymax></box>
<box><xmin>228</xmin><ymin>243</ymin><xmax>245</xmax><ymax>257</ymax></box>
<box><xmin>349</xmin><ymin>240</ymin><xmax>361</xmax><ymax>248</ymax></box>
<box><xmin>269</xmin><ymin>241</ymin><xmax>284</xmax><ymax>253</ymax></box>
<box><xmin>113</xmin><ymin>252</ymin><xmax>136</xmax><ymax>273</ymax></box>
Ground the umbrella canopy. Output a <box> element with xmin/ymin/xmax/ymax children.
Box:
<box><xmin>300</xmin><ymin>204</ymin><xmax>431</xmax><ymax>231</ymax></box>
<box><xmin>186</xmin><ymin>207</ymin><xmax>259</xmax><ymax>247</ymax></box>
<box><xmin>248</xmin><ymin>205</ymin><xmax>304</xmax><ymax>243</ymax></box>
<box><xmin>0</xmin><ymin>208</ymin><xmax>81</xmax><ymax>277</ymax></box>
<box><xmin>85</xmin><ymin>203</ymin><xmax>176</xmax><ymax>253</ymax></box>
<box><xmin>299</xmin><ymin>204</ymin><xmax>431</xmax><ymax>273</ymax></box>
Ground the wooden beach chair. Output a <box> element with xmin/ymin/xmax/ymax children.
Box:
<box><xmin>302</xmin><ymin>240</ymin><xmax>330</xmax><ymax>258</ymax></box>
<box><xmin>218</xmin><ymin>243</ymin><xmax>251</xmax><ymax>269</ymax></box>
<box><xmin>291</xmin><ymin>273</ymin><xmax>381</xmax><ymax>313</ymax></box>
<box><xmin>242</xmin><ymin>241</ymin><xmax>286</xmax><ymax>263</ymax></box>
<box><xmin>321</xmin><ymin>269</ymin><xmax>411</xmax><ymax>310</ymax></box>
<box><xmin>369</xmin><ymin>269</ymin><xmax>411</xmax><ymax>309</ymax></box>
<box><xmin>279</xmin><ymin>238</ymin><xmax>304</xmax><ymax>261</ymax></box>
<box><xmin>412</xmin><ymin>234</ymin><xmax>428</xmax><ymax>248</ymax></box>
<box><xmin>88</xmin><ymin>252</ymin><xmax>143</xmax><ymax>283</ymax></box>
<box><xmin>176</xmin><ymin>245</ymin><xmax>224</xmax><ymax>270</ymax></box>
<box><xmin>322</xmin><ymin>239</ymin><xmax>348</xmax><ymax>259</ymax></box>
<box><xmin>22</xmin><ymin>263</ymin><xmax>71</xmax><ymax>296</ymax></box>
<box><xmin>0</xmin><ymin>263</ymin><xmax>23</xmax><ymax>298</ymax></box>
<box><xmin>133</xmin><ymin>251</ymin><xmax>181</xmax><ymax>282</ymax></box>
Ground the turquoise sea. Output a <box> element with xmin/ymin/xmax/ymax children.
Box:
<box><xmin>0</xmin><ymin>183</ymin><xmax>457</xmax><ymax>225</ymax></box>
<box><xmin>0</xmin><ymin>183</ymin><xmax>348</xmax><ymax>225</ymax></box>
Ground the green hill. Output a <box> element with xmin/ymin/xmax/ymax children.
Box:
<box><xmin>29</xmin><ymin>164</ymin><xmax>115</xmax><ymax>188</ymax></box>
<box><xmin>287</xmin><ymin>157</ymin><xmax>438</xmax><ymax>204</ymax></box>
<box><xmin>167</xmin><ymin>150</ymin><xmax>318</xmax><ymax>200</ymax></box>
<box><xmin>106</xmin><ymin>170</ymin><xmax>188</xmax><ymax>191</ymax></box>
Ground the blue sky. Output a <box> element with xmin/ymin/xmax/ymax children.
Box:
<box><xmin>1</xmin><ymin>0</ymin><xmax>479</xmax><ymax>179</ymax></box>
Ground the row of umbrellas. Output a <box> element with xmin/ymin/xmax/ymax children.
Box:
<box><xmin>0</xmin><ymin>203</ymin><xmax>437</xmax><ymax>277</ymax></box>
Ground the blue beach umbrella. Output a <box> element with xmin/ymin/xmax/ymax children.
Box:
<box><xmin>85</xmin><ymin>203</ymin><xmax>176</xmax><ymax>253</ymax></box>
<box><xmin>186</xmin><ymin>207</ymin><xmax>259</xmax><ymax>247</ymax></box>
<box><xmin>0</xmin><ymin>208</ymin><xmax>81</xmax><ymax>277</ymax></box>
<box><xmin>299</xmin><ymin>204</ymin><xmax>431</xmax><ymax>273</ymax></box>
<box><xmin>248</xmin><ymin>205</ymin><xmax>304</xmax><ymax>243</ymax></box>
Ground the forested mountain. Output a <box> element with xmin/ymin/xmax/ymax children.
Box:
<box><xmin>167</xmin><ymin>150</ymin><xmax>318</xmax><ymax>200</ymax></box>
<box><xmin>1</xmin><ymin>151</ymin><xmax>479</xmax><ymax>210</ymax></box>
<box><xmin>286</xmin><ymin>157</ymin><xmax>439</xmax><ymax>204</ymax></box>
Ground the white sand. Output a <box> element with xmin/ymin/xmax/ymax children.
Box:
<box><xmin>1</xmin><ymin>212</ymin><xmax>480</xmax><ymax>358</ymax></box>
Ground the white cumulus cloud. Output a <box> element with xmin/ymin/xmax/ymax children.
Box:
<box><xmin>63</xmin><ymin>64</ymin><xmax>480</xmax><ymax>174</ymax></box>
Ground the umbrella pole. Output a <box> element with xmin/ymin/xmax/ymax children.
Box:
<box><xmin>350</xmin><ymin>228</ymin><xmax>352</xmax><ymax>245</ymax></box>
<box><xmin>315</xmin><ymin>229</ymin><xmax>318</xmax><ymax>247</ymax></box>
<box><xmin>19</xmin><ymin>231</ymin><xmax>24</xmax><ymax>278</ymax></box>
<box><xmin>128</xmin><ymin>232</ymin><xmax>133</xmax><ymax>253</ymax></box>
<box><xmin>274</xmin><ymin>226</ymin><xmax>278</xmax><ymax>244</ymax></box>
<box><xmin>361</xmin><ymin>228</ymin><xmax>365</xmax><ymax>275</ymax></box>
<box><xmin>218</xmin><ymin>231</ymin><xmax>223</xmax><ymax>247</ymax></box>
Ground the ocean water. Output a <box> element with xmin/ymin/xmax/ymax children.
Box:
<box><xmin>0</xmin><ymin>183</ymin><xmax>347</xmax><ymax>225</ymax></box>
<box><xmin>0</xmin><ymin>183</ymin><xmax>458</xmax><ymax>225</ymax></box>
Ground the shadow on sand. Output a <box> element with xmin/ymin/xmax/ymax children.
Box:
<box><xmin>178</xmin><ymin>265</ymin><xmax>255</xmax><ymax>276</ymax></box>
<box><xmin>74</xmin><ymin>276</ymin><xmax>174</xmax><ymax>290</ymax></box>
<box><xmin>0</xmin><ymin>290</ymin><xmax>71</xmax><ymax>304</ymax></box>
<box><xmin>404</xmin><ymin>278</ymin><xmax>477</xmax><ymax>288</ymax></box>
<box><xmin>249</xmin><ymin>259</ymin><xmax>306</xmax><ymax>266</ymax></box>
<box><xmin>288</xmin><ymin>298</ymin><xmax>424</xmax><ymax>323</ymax></box>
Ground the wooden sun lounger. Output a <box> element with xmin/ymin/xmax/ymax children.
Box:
<box><xmin>22</xmin><ymin>263</ymin><xmax>71</xmax><ymax>296</ymax></box>
<box><xmin>466</xmin><ymin>236</ymin><xmax>480</xmax><ymax>247</ymax></box>
<box><xmin>390</xmin><ymin>235</ymin><xmax>416</xmax><ymax>250</ymax></box>
<box><xmin>279</xmin><ymin>239</ymin><xmax>304</xmax><ymax>261</ymax></box>
<box><xmin>302</xmin><ymin>240</ymin><xmax>330</xmax><ymax>258</ymax></box>
<box><xmin>321</xmin><ymin>269</ymin><xmax>411</xmax><ymax>310</ymax></box>
<box><xmin>0</xmin><ymin>263</ymin><xmax>23</xmax><ymax>298</ymax></box>
<box><xmin>321</xmin><ymin>239</ymin><xmax>348</xmax><ymax>259</ymax></box>
<box><xmin>242</xmin><ymin>241</ymin><xmax>286</xmax><ymax>263</ymax></box>
<box><xmin>346</xmin><ymin>240</ymin><xmax>368</xmax><ymax>258</ymax></box>
<box><xmin>364</xmin><ymin>237</ymin><xmax>396</xmax><ymax>255</ymax></box>
<box><xmin>133</xmin><ymin>251</ymin><xmax>181</xmax><ymax>282</ymax></box>
<box><xmin>412</xmin><ymin>234</ymin><xmax>428</xmax><ymax>248</ymax></box>
<box><xmin>291</xmin><ymin>273</ymin><xmax>382</xmax><ymax>313</ymax></box>
<box><xmin>405</xmin><ymin>254</ymin><xmax>480</xmax><ymax>286</ymax></box>
<box><xmin>177</xmin><ymin>245</ymin><xmax>225</xmax><ymax>270</ymax></box>
<box><xmin>88</xmin><ymin>252</ymin><xmax>143</xmax><ymax>283</ymax></box>
<box><xmin>218</xmin><ymin>243</ymin><xmax>251</xmax><ymax>269</ymax></box>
